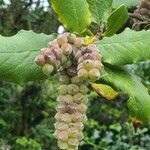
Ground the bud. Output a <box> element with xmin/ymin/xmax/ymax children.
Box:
<box><xmin>71</xmin><ymin>76</ymin><xmax>82</xmax><ymax>84</ymax></box>
<box><xmin>57</xmin><ymin>34</ymin><xmax>68</xmax><ymax>46</ymax></box>
<box><xmin>94</xmin><ymin>60</ymin><xmax>102</xmax><ymax>71</ymax></box>
<box><xmin>59</xmin><ymin>85</ymin><xmax>68</xmax><ymax>94</ymax></box>
<box><xmin>34</xmin><ymin>54</ymin><xmax>45</xmax><ymax>65</ymax></box>
<box><xmin>92</xmin><ymin>51</ymin><xmax>101</xmax><ymax>60</ymax></box>
<box><xmin>61</xmin><ymin>43</ymin><xmax>72</xmax><ymax>55</ymax></box>
<box><xmin>88</xmin><ymin>69</ymin><xmax>100</xmax><ymax>81</ymax></box>
<box><xmin>73</xmin><ymin>37</ymin><xmax>84</xmax><ymax>48</ymax></box>
<box><xmin>77</xmin><ymin>103</ymin><xmax>87</xmax><ymax>113</ymax></box>
<box><xmin>73</xmin><ymin>122</ymin><xmax>84</xmax><ymax>131</ymax></box>
<box><xmin>58</xmin><ymin>131</ymin><xmax>69</xmax><ymax>141</ymax></box>
<box><xmin>67</xmin><ymin>84</ymin><xmax>79</xmax><ymax>95</ymax></box>
<box><xmin>61</xmin><ymin>113</ymin><xmax>72</xmax><ymax>123</ymax></box>
<box><xmin>42</xmin><ymin>64</ymin><xmax>54</xmax><ymax>75</ymax></box>
<box><xmin>73</xmin><ymin>93</ymin><xmax>85</xmax><ymax>104</ymax></box>
<box><xmin>68</xmin><ymin>33</ymin><xmax>76</xmax><ymax>43</ymax></box>
<box><xmin>79</xmin><ymin>84</ymin><xmax>88</xmax><ymax>94</ymax></box>
<box><xmin>59</xmin><ymin>75</ymin><xmax>70</xmax><ymax>84</ymax></box>
<box><xmin>81</xmin><ymin>114</ymin><xmax>88</xmax><ymax>123</ymax></box>
<box><xmin>51</xmin><ymin>47</ymin><xmax>63</xmax><ymax>59</ymax></box>
<box><xmin>55</xmin><ymin>112</ymin><xmax>62</xmax><ymax>121</ymax></box>
<box><xmin>48</xmin><ymin>39</ymin><xmax>60</xmax><ymax>48</ymax></box>
<box><xmin>82</xmin><ymin>53</ymin><xmax>95</xmax><ymax>60</ymax></box>
<box><xmin>71</xmin><ymin>112</ymin><xmax>83</xmax><ymax>122</ymax></box>
<box><xmin>68</xmin><ymin>127</ymin><xmax>79</xmax><ymax>138</ymax></box>
<box><xmin>57</xmin><ymin>140</ymin><xmax>69</xmax><ymax>149</ymax></box>
<box><xmin>81</xmin><ymin>47</ymin><xmax>92</xmax><ymax>55</ymax></box>
<box><xmin>44</xmin><ymin>52</ymin><xmax>56</xmax><ymax>64</ymax></box>
<box><xmin>65</xmin><ymin>103</ymin><xmax>78</xmax><ymax>114</ymax></box>
<box><xmin>76</xmin><ymin>132</ymin><xmax>84</xmax><ymax>141</ymax></box>
<box><xmin>54</xmin><ymin>122</ymin><xmax>69</xmax><ymax>130</ymax></box>
<box><xmin>82</xmin><ymin>60</ymin><xmax>94</xmax><ymax>71</ymax></box>
<box><xmin>68</xmin><ymin>138</ymin><xmax>79</xmax><ymax>147</ymax></box>
<box><xmin>57</xmin><ymin>95</ymin><xmax>73</xmax><ymax>103</ymax></box>
<box><xmin>77</xmin><ymin>69</ymin><xmax>88</xmax><ymax>80</ymax></box>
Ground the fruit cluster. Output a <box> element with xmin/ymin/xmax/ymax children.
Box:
<box><xmin>76</xmin><ymin>44</ymin><xmax>102</xmax><ymax>81</ymax></box>
<box><xmin>35</xmin><ymin>32</ymin><xmax>102</xmax><ymax>150</ymax></box>
<box><xmin>135</xmin><ymin>0</ymin><xmax>150</xmax><ymax>19</ymax></box>
<box><xmin>54</xmin><ymin>73</ymin><xmax>88</xmax><ymax>150</ymax></box>
<box><xmin>34</xmin><ymin>33</ymin><xmax>84</xmax><ymax>75</ymax></box>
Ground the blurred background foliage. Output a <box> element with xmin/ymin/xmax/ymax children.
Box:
<box><xmin>0</xmin><ymin>0</ymin><xmax>150</xmax><ymax>150</ymax></box>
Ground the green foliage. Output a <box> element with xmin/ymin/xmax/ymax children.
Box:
<box><xmin>100</xmin><ymin>66</ymin><xmax>150</xmax><ymax>122</ymax></box>
<box><xmin>51</xmin><ymin>0</ymin><xmax>91</xmax><ymax>34</ymax></box>
<box><xmin>96</xmin><ymin>28</ymin><xmax>150</xmax><ymax>65</ymax></box>
<box><xmin>105</xmin><ymin>5</ymin><xmax>128</xmax><ymax>36</ymax></box>
<box><xmin>112</xmin><ymin>0</ymin><xmax>142</xmax><ymax>8</ymax></box>
<box><xmin>87</xmin><ymin>0</ymin><xmax>112</xmax><ymax>24</ymax></box>
<box><xmin>15</xmin><ymin>137</ymin><xmax>41</xmax><ymax>150</ymax></box>
<box><xmin>0</xmin><ymin>0</ymin><xmax>59</xmax><ymax>36</ymax></box>
<box><xmin>0</xmin><ymin>30</ymin><xmax>56</xmax><ymax>83</ymax></box>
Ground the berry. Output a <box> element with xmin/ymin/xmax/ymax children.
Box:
<box><xmin>68</xmin><ymin>33</ymin><xmax>76</xmax><ymax>43</ymax></box>
<box><xmin>73</xmin><ymin>93</ymin><xmax>85</xmax><ymax>104</ymax></box>
<box><xmin>34</xmin><ymin>54</ymin><xmax>45</xmax><ymax>65</ymax></box>
<box><xmin>67</xmin><ymin>84</ymin><xmax>79</xmax><ymax>95</ymax></box>
<box><xmin>48</xmin><ymin>39</ymin><xmax>60</xmax><ymax>48</ymax></box>
<box><xmin>88</xmin><ymin>69</ymin><xmax>100</xmax><ymax>81</ymax></box>
<box><xmin>58</xmin><ymin>131</ymin><xmax>69</xmax><ymax>141</ymax></box>
<box><xmin>73</xmin><ymin>37</ymin><xmax>84</xmax><ymax>48</ymax></box>
<box><xmin>42</xmin><ymin>64</ymin><xmax>54</xmax><ymax>75</ymax></box>
<box><xmin>57</xmin><ymin>140</ymin><xmax>69</xmax><ymax>149</ymax></box>
<box><xmin>79</xmin><ymin>84</ymin><xmax>88</xmax><ymax>94</ymax></box>
<box><xmin>61</xmin><ymin>43</ymin><xmax>72</xmax><ymax>55</ymax></box>
<box><xmin>71</xmin><ymin>76</ymin><xmax>82</xmax><ymax>84</ymax></box>
<box><xmin>77</xmin><ymin>69</ymin><xmax>88</xmax><ymax>80</ymax></box>
<box><xmin>57</xmin><ymin>34</ymin><xmax>68</xmax><ymax>46</ymax></box>
<box><xmin>82</xmin><ymin>60</ymin><xmax>94</xmax><ymax>71</ymax></box>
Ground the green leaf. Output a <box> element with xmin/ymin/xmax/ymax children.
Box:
<box><xmin>112</xmin><ymin>0</ymin><xmax>142</xmax><ymax>9</ymax></box>
<box><xmin>51</xmin><ymin>0</ymin><xmax>91</xmax><ymax>34</ymax></box>
<box><xmin>87</xmin><ymin>0</ymin><xmax>112</xmax><ymax>24</ymax></box>
<box><xmin>0</xmin><ymin>30</ymin><xmax>56</xmax><ymax>83</ymax></box>
<box><xmin>105</xmin><ymin>5</ymin><xmax>128</xmax><ymax>36</ymax></box>
<box><xmin>96</xmin><ymin>28</ymin><xmax>150</xmax><ymax>65</ymax></box>
<box><xmin>100</xmin><ymin>66</ymin><xmax>150</xmax><ymax>123</ymax></box>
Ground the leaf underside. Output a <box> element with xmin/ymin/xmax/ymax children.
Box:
<box><xmin>0</xmin><ymin>30</ymin><xmax>56</xmax><ymax>83</ymax></box>
<box><xmin>112</xmin><ymin>0</ymin><xmax>142</xmax><ymax>8</ymax></box>
<box><xmin>100</xmin><ymin>66</ymin><xmax>150</xmax><ymax>123</ymax></box>
<box><xmin>96</xmin><ymin>28</ymin><xmax>150</xmax><ymax>65</ymax></box>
